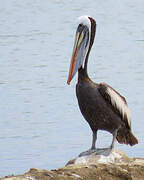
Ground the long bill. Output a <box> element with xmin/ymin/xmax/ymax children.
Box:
<box><xmin>67</xmin><ymin>31</ymin><xmax>85</xmax><ymax>85</ymax></box>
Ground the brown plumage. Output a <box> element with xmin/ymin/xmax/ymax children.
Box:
<box><xmin>67</xmin><ymin>16</ymin><xmax>138</xmax><ymax>155</ymax></box>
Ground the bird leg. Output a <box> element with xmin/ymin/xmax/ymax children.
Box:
<box><xmin>110</xmin><ymin>129</ymin><xmax>118</xmax><ymax>149</ymax></box>
<box><xmin>94</xmin><ymin>129</ymin><xmax>118</xmax><ymax>156</ymax></box>
<box><xmin>91</xmin><ymin>131</ymin><xmax>97</xmax><ymax>150</ymax></box>
<box><xmin>79</xmin><ymin>129</ymin><xmax>118</xmax><ymax>157</ymax></box>
<box><xmin>79</xmin><ymin>131</ymin><xmax>97</xmax><ymax>157</ymax></box>
<box><xmin>95</xmin><ymin>129</ymin><xmax>118</xmax><ymax>156</ymax></box>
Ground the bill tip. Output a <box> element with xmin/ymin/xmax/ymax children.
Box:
<box><xmin>67</xmin><ymin>80</ymin><xmax>70</xmax><ymax>85</ymax></box>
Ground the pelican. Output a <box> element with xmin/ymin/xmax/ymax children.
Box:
<box><xmin>67</xmin><ymin>16</ymin><xmax>138</xmax><ymax>156</ymax></box>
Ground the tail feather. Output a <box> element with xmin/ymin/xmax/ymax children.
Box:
<box><xmin>116</xmin><ymin>127</ymin><xmax>138</xmax><ymax>146</ymax></box>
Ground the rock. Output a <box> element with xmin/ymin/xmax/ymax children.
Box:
<box><xmin>1</xmin><ymin>150</ymin><xmax>144</xmax><ymax>180</ymax></box>
<box><xmin>66</xmin><ymin>149</ymin><xmax>131</xmax><ymax>166</ymax></box>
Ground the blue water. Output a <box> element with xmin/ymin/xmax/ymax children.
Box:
<box><xmin>0</xmin><ymin>0</ymin><xmax>144</xmax><ymax>177</ymax></box>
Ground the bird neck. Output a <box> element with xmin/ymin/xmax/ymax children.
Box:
<box><xmin>84</xmin><ymin>47</ymin><xmax>91</xmax><ymax>74</ymax></box>
<box><xmin>78</xmin><ymin>66</ymin><xmax>90</xmax><ymax>82</ymax></box>
<box><xmin>83</xmin><ymin>21</ymin><xmax>96</xmax><ymax>77</ymax></box>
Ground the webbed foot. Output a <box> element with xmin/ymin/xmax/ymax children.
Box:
<box><xmin>78</xmin><ymin>147</ymin><xmax>113</xmax><ymax>157</ymax></box>
<box><xmin>79</xmin><ymin>149</ymin><xmax>96</xmax><ymax>157</ymax></box>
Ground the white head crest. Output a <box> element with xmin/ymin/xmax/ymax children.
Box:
<box><xmin>77</xmin><ymin>15</ymin><xmax>91</xmax><ymax>30</ymax></box>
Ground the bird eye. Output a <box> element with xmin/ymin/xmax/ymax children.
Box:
<box><xmin>77</xmin><ymin>24</ymin><xmax>83</xmax><ymax>32</ymax></box>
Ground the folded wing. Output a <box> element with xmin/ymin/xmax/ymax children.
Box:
<box><xmin>98</xmin><ymin>82</ymin><xmax>131</xmax><ymax>129</ymax></box>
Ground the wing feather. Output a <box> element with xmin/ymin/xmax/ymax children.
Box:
<box><xmin>98</xmin><ymin>82</ymin><xmax>131</xmax><ymax>129</ymax></box>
